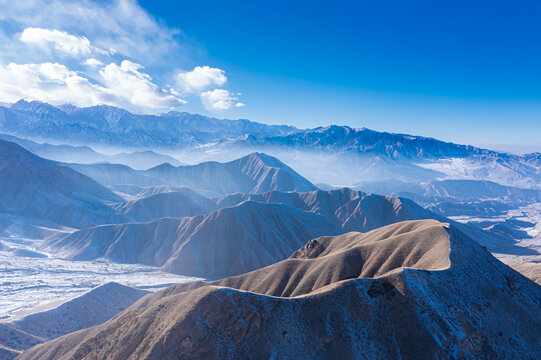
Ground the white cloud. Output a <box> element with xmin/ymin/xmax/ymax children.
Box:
<box><xmin>20</xmin><ymin>27</ymin><xmax>106</xmax><ymax>56</ymax></box>
<box><xmin>99</xmin><ymin>60</ymin><xmax>186</xmax><ymax>110</ymax></box>
<box><xmin>84</xmin><ymin>58</ymin><xmax>104</xmax><ymax>67</ymax></box>
<box><xmin>176</xmin><ymin>66</ymin><xmax>227</xmax><ymax>92</ymax></box>
<box><xmin>200</xmin><ymin>89</ymin><xmax>242</xmax><ymax>111</ymax></box>
<box><xmin>0</xmin><ymin>60</ymin><xmax>186</xmax><ymax>113</ymax></box>
<box><xmin>176</xmin><ymin>66</ymin><xmax>245</xmax><ymax>110</ymax></box>
<box><xmin>0</xmin><ymin>0</ymin><xmax>244</xmax><ymax>112</ymax></box>
<box><xmin>0</xmin><ymin>62</ymin><xmax>108</xmax><ymax>106</ymax></box>
<box><xmin>0</xmin><ymin>0</ymin><xmax>184</xmax><ymax>65</ymax></box>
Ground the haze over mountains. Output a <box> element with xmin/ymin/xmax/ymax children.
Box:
<box><xmin>0</xmin><ymin>100</ymin><xmax>296</xmax><ymax>149</ymax></box>
<box><xmin>50</xmin><ymin>201</ymin><xmax>341</xmax><ymax>277</ymax></box>
<box><xmin>69</xmin><ymin>152</ymin><xmax>318</xmax><ymax>197</ymax></box>
<box><xmin>0</xmin><ymin>134</ymin><xmax>183</xmax><ymax>170</ymax></box>
<box><xmin>0</xmin><ymin>139</ymin><xmax>127</xmax><ymax>229</ymax></box>
<box><xmin>1</xmin><ymin>100</ymin><xmax>539</xmax><ymax>190</ymax></box>
<box><xmin>0</xmin><ymin>100</ymin><xmax>539</xmax><ymax>359</ymax></box>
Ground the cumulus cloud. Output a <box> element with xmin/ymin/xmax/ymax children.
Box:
<box><xmin>176</xmin><ymin>66</ymin><xmax>227</xmax><ymax>92</ymax></box>
<box><xmin>84</xmin><ymin>58</ymin><xmax>104</xmax><ymax>67</ymax></box>
<box><xmin>0</xmin><ymin>62</ymin><xmax>107</xmax><ymax>106</ymax></box>
<box><xmin>176</xmin><ymin>66</ymin><xmax>245</xmax><ymax>111</ymax></box>
<box><xmin>0</xmin><ymin>0</ymin><xmax>244</xmax><ymax>112</ymax></box>
<box><xmin>0</xmin><ymin>0</ymin><xmax>183</xmax><ymax>65</ymax></box>
<box><xmin>20</xmin><ymin>27</ymin><xmax>108</xmax><ymax>56</ymax></box>
<box><xmin>201</xmin><ymin>89</ymin><xmax>243</xmax><ymax>111</ymax></box>
<box><xmin>0</xmin><ymin>60</ymin><xmax>185</xmax><ymax>113</ymax></box>
<box><xmin>99</xmin><ymin>60</ymin><xmax>186</xmax><ymax>109</ymax></box>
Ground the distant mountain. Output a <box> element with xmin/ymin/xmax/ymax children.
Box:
<box><xmin>108</xmin><ymin>184</ymin><xmax>205</xmax><ymax>200</ymax></box>
<box><xmin>21</xmin><ymin>220</ymin><xmax>541</xmax><ymax>359</ymax></box>
<box><xmin>208</xmin><ymin>125</ymin><xmax>541</xmax><ymax>188</ymax></box>
<box><xmin>0</xmin><ymin>100</ymin><xmax>298</xmax><ymax>149</ymax></box>
<box><xmin>70</xmin><ymin>152</ymin><xmax>319</xmax><ymax>197</ymax></box>
<box><xmin>110</xmin><ymin>191</ymin><xmax>214</xmax><ymax>222</ymax></box>
<box><xmin>2</xmin><ymin>100</ymin><xmax>538</xmax><ymax>189</ymax></box>
<box><xmin>47</xmin><ymin>186</ymin><xmax>530</xmax><ymax>277</ymax></box>
<box><xmin>214</xmin><ymin>187</ymin><xmax>437</xmax><ymax>232</ymax></box>
<box><xmin>0</xmin><ymin>133</ymin><xmax>182</xmax><ymax>170</ymax></box>
<box><xmin>145</xmin><ymin>152</ymin><xmax>318</xmax><ymax>195</ymax></box>
<box><xmin>0</xmin><ymin>282</ymin><xmax>148</xmax><ymax>359</ymax></box>
<box><xmin>0</xmin><ymin>139</ymin><xmax>127</xmax><ymax>228</ymax></box>
<box><xmin>356</xmin><ymin>179</ymin><xmax>541</xmax><ymax>217</ymax></box>
<box><xmin>48</xmin><ymin>201</ymin><xmax>342</xmax><ymax>277</ymax></box>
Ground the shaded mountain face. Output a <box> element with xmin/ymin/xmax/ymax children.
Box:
<box><xmin>45</xmin><ymin>187</ymin><xmax>528</xmax><ymax>278</ymax></box>
<box><xmin>204</xmin><ymin>125</ymin><xmax>541</xmax><ymax>188</ymax></box>
<box><xmin>70</xmin><ymin>152</ymin><xmax>318</xmax><ymax>197</ymax></box>
<box><xmin>110</xmin><ymin>191</ymin><xmax>214</xmax><ymax>222</ymax></box>
<box><xmin>20</xmin><ymin>220</ymin><xmax>541</xmax><ymax>360</ymax></box>
<box><xmin>0</xmin><ymin>100</ymin><xmax>298</xmax><ymax>148</ymax></box>
<box><xmin>213</xmin><ymin>188</ymin><xmax>529</xmax><ymax>257</ymax></box>
<box><xmin>0</xmin><ymin>282</ymin><xmax>148</xmax><ymax>359</ymax></box>
<box><xmin>0</xmin><ymin>139</ymin><xmax>127</xmax><ymax>228</ymax></box>
<box><xmin>215</xmin><ymin>187</ymin><xmax>437</xmax><ymax>232</ymax></box>
<box><xmin>2</xmin><ymin>101</ymin><xmax>539</xmax><ymax>189</ymax></box>
<box><xmin>356</xmin><ymin>179</ymin><xmax>541</xmax><ymax>217</ymax></box>
<box><xmin>0</xmin><ymin>133</ymin><xmax>182</xmax><ymax>170</ymax></box>
<box><xmin>48</xmin><ymin>201</ymin><xmax>342</xmax><ymax>277</ymax></box>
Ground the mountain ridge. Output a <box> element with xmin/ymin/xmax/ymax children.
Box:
<box><xmin>19</xmin><ymin>220</ymin><xmax>541</xmax><ymax>359</ymax></box>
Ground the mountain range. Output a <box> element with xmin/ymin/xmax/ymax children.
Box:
<box><xmin>0</xmin><ymin>100</ymin><xmax>539</xmax><ymax>359</ymax></box>
<box><xmin>19</xmin><ymin>220</ymin><xmax>541</xmax><ymax>359</ymax></box>
<box><xmin>0</xmin><ymin>139</ymin><xmax>127</xmax><ymax>228</ymax></box>
<box><xmin>0</xmin><ymin>100</ymin><xmax>296</xmax><ymax>149</ymax></box>
<box><xmin>0</xmin><ymin>282</ymin><xmax>148</xmax><ymax>359</ymax></box>
<box><xmin>1</xmin><ymin>100</ymin><xmax>539</xmax><ymax>190</ymax></box>
<box><xmin>0</xmin><ymin>135</ymin><xmax>534</xmax><ymax>278</ymax></box>
<box><xmin>69</xmin><ymin>152</ymin><xmax>318</xmax><ymax>197</ymax></box>
<box><xmin>0</xmin><ymin>134</ymin><xmax>182</xmax><ymax>170</ymax></box>
<box><xmin>48</xmin><ymin>201</ymin><xmax>342</xmax><ymax>277</ymax></box>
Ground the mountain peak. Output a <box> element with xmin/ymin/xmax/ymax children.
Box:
<box><xmin>10</xmin><ymin>99</ymin><xmax>68</xmax><ymax>116</ymax></box>
<box><xmin>24</xmin><ymin>219</ymin><xmax>541</xmax><ymax>359</ymax></box>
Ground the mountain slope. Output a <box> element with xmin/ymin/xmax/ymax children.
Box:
<box><xmin>355</xmin><ymin>179</ymin><xmax>541</xmax><ymax>217</ymax></box>
<box><xmin>110</xmin><ymin>191</ymin><xmax>214</xmax><ymax>222</ymax></box>
<box><xmin>49</xmin><ymin>187</ymin><xmax>529</xmax><ymax>277</ymax></box>
<box><xmin>145</xmin><ymin>152</ymin><xmax>318</xmax><ymax>195</ymax></box>
<box><xmin>48</xmin><ymin>201</ymin><xmax>341</xmax><ymax>277</ymax></box>
<box><xmin>0</xmin><ymin>133</ymin><xmax>182</xmax><ymax>170</ymax></box>
<box><xmin>70</xmin><ymin>152</ymin><xmax>318</xmax><ymax>196</ymax></box>
<box><xmin>20</xmin><ymin>220</ymin><xmax>541</xmax><ymax>359</ymax></box>
<box><xmin>0</xmin><ymin>100</ymin><xmax>298</xmax><ymax>148</ymax></box>
<box><xmin>214</xmin><ymin>187</ymin><xmax>438</xmax><ymax>232</ymax></box>
<box><xmin>0</xmin><ymin>139</ymin><xmax>127</xmax><ymax>228</ymax></box>
<box><xmin>207</xmin><ymin>125</ymin><xmax>541</xmax><ymax>188</ymax></box>
<box><xmin>0</xmin><ymin>282</ymin><xmax>148</xmax><ymax>359</ymax></box>
<box><xmin>2</xmin><ymin>101</ymin><xmax>539</xmax><ymax>189</ymax></box>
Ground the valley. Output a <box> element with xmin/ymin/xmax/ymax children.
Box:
<box><xmin>0</xmin><ymin>101</ymin><xmax>539</xmax><ymax>359</ymax></box>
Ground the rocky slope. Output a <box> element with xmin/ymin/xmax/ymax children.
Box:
<box><xmin>0</xmin><ymin>282</ymin><xmax>148</xmax><ymax>359</ymax></box>
<box><xmin>214</xmin><ymin>187</ymin><xmax>437</xmax><ymax>232</ymax></box>
<box><xmin>48</xmin><ymin>201</ymin><xmax>341</xmax><ymax>277</ymax></box>
<box><xmin>110</xmin><ymin>191</ymin><xmax>213</xmax><ymax>222</ymax></box>
<box><xmin>0</xmin><ymin>139</ymin><xmax>127</xmax><ymax>228</ymax></box>
<box><xmin>20</xmin><ymin>220</ymin><xmax>541</xmax><ymax>359</ymax></box>
<box><xmin>70</xmin><ymin>152</ymin><xmax>318</xmax><ymax>197</ymax></box>
<box><xmin>0</xmin><ymin>100</ymin><xmax>297</xmax><ymax>148</ymax></box>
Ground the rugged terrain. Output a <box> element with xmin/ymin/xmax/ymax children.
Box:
<box><xmin>19</xmin><ymin>220</ymin><xmax>541</xmax><ymax>359</ymax></box>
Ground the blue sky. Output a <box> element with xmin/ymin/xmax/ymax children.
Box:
<box><xmin>0</xmin><ymin>0</ymin><xmax>540</xmax><ymax>152</ymax></box>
